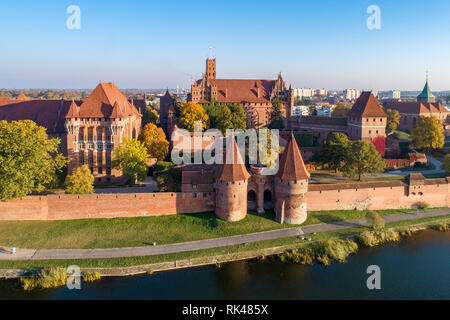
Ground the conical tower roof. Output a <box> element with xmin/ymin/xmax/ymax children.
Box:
<box><xmin>417</xmin><ymin>81</ymin><xmax>435</xmax><ymax>101</ymax></box>
<box><xmin>217</xmin><ymin>137</ymin><xmax>250</xmax><ymax>182</ymax></box>
<box><xmin>65</xmin><ymin>100</ymin><xmax>79</xmax><ymax>118</ymax></box>
<box><xmin>276</xmin><ymin>134</ymin><xmax>310</xmax><ymax>180</ymax></box>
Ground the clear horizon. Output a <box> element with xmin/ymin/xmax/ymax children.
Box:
<box><xmin>0</xmin><ymin>0</ymin><xmax>449</xmax><ymax>91</ymax></box>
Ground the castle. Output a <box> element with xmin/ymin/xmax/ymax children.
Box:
<box><xmin>0</xmin><ymin>83</ymin><xmax>142</xmax><ymax>183</ymax></box>
<box><xmin>186</xmin><ymin>58</ymin><xmax>295</xmax><ymax>129</ymax></box>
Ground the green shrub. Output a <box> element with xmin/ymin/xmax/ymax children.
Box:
<box><xmin>279</xmin><ymin>249</ymin><xmax>313</xmax><ymax>265</ymax></box>
<box><xmin>20</xmin><ymin>267</ymin><xmax>67</xmax><ymax>291</ymax></box>
<box><xmin>65</xmin><ymin>165</ymin><xmax>94</xmax><ymax>194</ymax></box>
<box><xmin>322</xmin><ymin>239</ymin><xmax>358</xmax><ymax>262</ymax></box>
<box><xmin>154</xmin><ymin>161</ymin><xmax>175</xmax><ymax>175</ymax></box>
<box><xmin>430</xmin><ymin>223</ymin><xmax>449</xmax><ymax>232</ymax></box>
<box><xmin>358</xmin><ymin>229</ymin><xmax>400</xmax><ymax>247</ymax></box>
<box><xmin>365</xmin><ymin>211</ymin><xmax>385</xmax><ymax>230</ymax></box>
<box><xmin>82</xmin><ymin>272</ymin><xmax>101</xmax><ymax>282</ymax></box>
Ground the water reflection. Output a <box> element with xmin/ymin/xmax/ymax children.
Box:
<box><xmin>1</xmin><ymin>230</ymin><xmax>449</xmax><ymax>300</ymax></box>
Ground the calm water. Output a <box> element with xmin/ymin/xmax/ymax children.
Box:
<box><xmin>1</xmin><ymin>230</ymin><xmax>449</xmax><ymax>300</ymax></box>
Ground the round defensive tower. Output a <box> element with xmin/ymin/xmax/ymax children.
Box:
<box><xmin>215</xmin><ymin>137</ymin><xmax>251</xmax><ymax>222</ymax></box>
<box><xmin>274</xmin><ymin>134</ymin><xmax>310</xmax><ymax>225</ymax></box>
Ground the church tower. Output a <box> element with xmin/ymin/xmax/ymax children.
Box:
<box><xmin>206</xmin><ymin>58</ymin><xmax>216</xmax><ymax>81</ymax></box>
<box><xmin>274</xmin><ymin>134</ymin><xmax>310</xmax><ymax>224</ymax></box>
<box><xmin>417</xmin><ymin>78</ymin><xmax>436</xmax><ymax>103</ymax></box>
<box><xmin>215</xmin><ymin>136</ymin><xmax>251</xmax><ymax>221</ymax></box>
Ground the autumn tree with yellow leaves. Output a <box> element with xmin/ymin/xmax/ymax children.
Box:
<box><xmin>178</xmin><ymin>102</ymin><xmax>209</xmax><ymax>132</ymax></box>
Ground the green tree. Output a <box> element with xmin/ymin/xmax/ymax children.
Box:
<box><xmin>342</xmin><ymin>140</ymin><xmax>385</xmax><ymax>181</ymax></box>
<box><xmin>312</xmin><ymin>132</ymin><xmax>350</xmax><ymax>172</ymax></box>
<box><xmin>365</xmin><ymin>211</ymin><xmax>385</xmax><ymax>230</ymax></box>
<box><xmin>112</xmin><ymin>138</ymin><xmax>150</xmax><ymax>185</ymax></box>
<box><xmin>216</xmin><ymin>105</ymin><xmax>234</xmax><ymax>133</ymax></box>
<box><xmin>229</xmin><ymin>104</ymin><xmax>247</xmax><ymax>131</ymax></box>
<box><xmin>178</xmin><ymin>102</ymin><xmax>209</xmax><ymax>132</ymax></box>
<box><xmin>138</xmin><ymin>123</ymin><xmax>169</xmax><ymax>161</ymax></box>
<box><xmin>203</xmin><ymin>98</ymin><xmax>222</xmax><ymax>128</ymax></box>
<box><xmin>269</xmin><ymin>96</ymin><xmax>284</xmax><ymax>129</ymax></box>
<box><xmin>142</xmin><ymin>107</ymin><xmax>159</xmax><ymax>126</ymax></box>
<box><xmin>411</xmin><ymin>116</ymin><xmax>445</xmax><ymax>152</ymax></box>
<box><xmin>65</xmin><ymin>165</ymin><xmax>94</xmax><ymax>194</ymax></box>
<box><xmin>386</xmin><ymin>109</ymin><xmax>400</xmax><ymax>133</ymax></box>
<box><xmin>332</xmin><ymin>103</ymin><xmax>352</xmax><ymax>117</ymax></box>
<box><xmin>0</xmin><ymin>120</ymin><xmax>67</xmax><ymax>201</ymax></box>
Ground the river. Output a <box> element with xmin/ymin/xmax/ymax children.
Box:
<box><xmin>0</xmin><ymin>229</ymin><xmax>449</xmax><ymax>300</ymax></box>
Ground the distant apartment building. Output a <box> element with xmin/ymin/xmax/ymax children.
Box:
<box><xmin>316</xmin><ymin>105</ymin><xmax>333</xmax><ymax>117</ymax></box>
<box><xmin>344</xmin><ymin>89</ymin><xmax>361</xmax><ymax>101</ymax></box>
<box><xmin>387</xmin><ymin>90</ymin><xmax>401</xmax><ymax>100</ymax></box>
<box><xmin>293</xmin><ymin>105</ymin><xmax>310</xmax><ymax>116</ymax></box>
<box><xmin>316</xmin><ymin>88</ymin><xmax>328</xmax><ymax>96</ymax></box>
<box><xmin>294</xmin><ymin>88</ymin><xmax>315</xmax><ymax>100</ymax></box>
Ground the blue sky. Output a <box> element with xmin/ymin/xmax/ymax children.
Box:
<box><xmin>0</xmin><ymin>0</ymin><xmax>449</xmax><ymax>91</ymax></box>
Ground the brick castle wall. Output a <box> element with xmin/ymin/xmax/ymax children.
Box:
<box><xmin>0</xmin><ymin>192</ymin><xmax>215</xmax><ymax>221</ymax></box>
<box><xmin>0</xmin><ymin>179</ymin><xmax>449</xmax><ymax>221</ymax></box>
<box><xmin>307</xmin><ymin>180</ymin><xmax>450</xmax><ymax>211</ymax></box>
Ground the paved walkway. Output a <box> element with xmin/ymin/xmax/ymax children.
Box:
<box><xmin>1</xmin><ymin>209</ymin><xmax>449</xmax><ymax>261</ymax></box>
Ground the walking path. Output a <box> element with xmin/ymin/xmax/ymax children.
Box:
<box><xmin>1</xmin><ymin>209</ymin><xmax>449</xmax><ymax>261</ymax></box>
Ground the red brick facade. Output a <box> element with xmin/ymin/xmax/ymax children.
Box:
<box><xmin>189</xmin><ymin>58</ymin><xmax>294</xmax><ymax>128</ymax></box>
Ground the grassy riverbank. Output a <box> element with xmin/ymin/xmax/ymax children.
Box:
<box><xmin>0</xmin><ymin>214</ymin><xmax>448</xmax><ymax>272</ymax></box>
<box><xmin>0</xmin><ymin>208</ymin><xmax>430</xmax><ymax>250</ymax></box>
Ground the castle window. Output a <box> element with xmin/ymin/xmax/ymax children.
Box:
<box><xmin>98</xmin><ymin>167</ymin><xmax>103</xmax><ymax>174</ymax></box>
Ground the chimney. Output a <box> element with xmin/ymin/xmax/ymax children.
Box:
<box><xmin>225</xmin><ymin>88</ymin><xmax>228</xmax><ymax>98</ymax></box>
<box><xmin>257</xmin><ymin>87</ymin><xmax>260</xmax><ymax>98</ymax></box>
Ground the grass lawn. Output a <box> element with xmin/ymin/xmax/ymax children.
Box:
<box><xmin>390</xmin><ymin>130</ymin><xmax>411</xmax><ymax>141</ymax></box>
<box><xmin>0</xmin><ymin>214</ymin><xmax>448</xmax><ymax>270</ymax></box>
<box><xmin>0</xmin><ymin>208</ymin><xmax>436</xmax><ymax>250</ymax></box>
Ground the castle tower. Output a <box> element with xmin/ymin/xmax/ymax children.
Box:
<box><xmin>206</xmin><ymin>58</ymin><xmax>216</xmax><ymax>81</ymax></box>
<box><xmin>274</xmin><ymin>134</ymin><xmax>310</xmax><ymax>224</ymax></box>
<box><xmin>215</xmin><ymin>136</ymin><xmax>251</xmax><ymax>221</ymax></box>
<box><xmin>347</xmin><ymin>92</ymin><xmax>387</xmax><ymax>141</ymax></box>
<box><xmin>64</xmin><ymin>100</ymin><xmax>80</xmax><ymax>174</ymax></box>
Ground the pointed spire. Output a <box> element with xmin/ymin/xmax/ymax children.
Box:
<box><xmin>276</xmin><ymin>134</ymin><xmax>310</xmax><ymax>181</ymax></box>
<box><xmin>65</xmin><ymin>100</ymin><xmax>79</xmax><ymax>118</ymax></box>
<box><xmin>217</xmin><ymin>137</ymin><xmax>250</xmax><ymax>182</ymax></box>
<box><xmin>417</xmin><ymin>77</ymin><xmax>436</xmax><ymax>102</ymax></box>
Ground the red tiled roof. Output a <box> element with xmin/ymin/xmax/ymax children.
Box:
<box><xmin>65</xmin><ymin>101</ymin><xmax>79</xmax><ymax>118</ymax></box>
<box><xmin>0</xmin><ymin>99</ymin><xmax>82</xmax><ymax>134</ymax></box>
<box><xmin>78</xmin><ymin>83</ymin><xmax>140</xmax><ymax>118</ymax></box>
<box><xmin>216</xmin><ymin>137</ymin><xmax>250</xmax><ymax>182</ymax></box>
<box><xmin>276</xmin><ymin>134</ymin><xmax>310</xmax><ymax>180</ymax></box>
<box><xmin>207</xmin><ymin>79</ymin><xmax>276</xmax><ymax>103</ymax></box>
<box><xmin>385</xmin><ymin>101</ymin><xmax>448</xmax><ymax>114</ymax></box>
<box><xmin>348</xmin><ymin>92</ymin><xmax>387</xmax><ymax>117</ymax></box>
<box><xmin>110</xmin><ymin>101</ymin><xmax>127</xmax><ymax>118</ymax></box>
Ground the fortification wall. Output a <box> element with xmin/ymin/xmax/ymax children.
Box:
<box><xmin>0</xmin><ymin>192</ymin><xmax>215</xmax><ymax>221</ymax></box>
<box><xmin>307</xmin><ymin>182</ymin><xmax>450</xmax><ymax>211</ymax></box>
